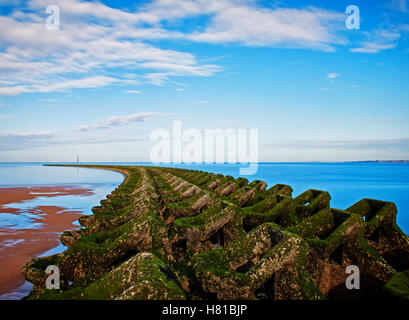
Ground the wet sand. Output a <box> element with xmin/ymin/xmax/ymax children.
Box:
<box><xmin>0</xmin><ymin>186</ymin><xmax>93</xmax><ymax>296</ymax></box>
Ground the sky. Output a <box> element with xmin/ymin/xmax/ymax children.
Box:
<box><xmin>0</xmin><ymin>0</ymin><xmax>408</xmax><ymax>162</ymax></box>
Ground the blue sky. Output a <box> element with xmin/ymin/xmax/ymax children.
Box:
<box><xmin>0</xmin><ymin>0</ymin><xmax>408</xmax><ymax>162</ymax></box>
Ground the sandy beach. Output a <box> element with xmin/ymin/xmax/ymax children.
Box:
<box><xmin>0</xmin><ymin>186</ymin><xmax>93</xmax><ymax>296</ymax></box>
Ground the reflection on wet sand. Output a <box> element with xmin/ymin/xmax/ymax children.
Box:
<box><xmin>0</xmin><ymin>186</ymin><xmax>93</xmax><ymax>297</ymax></box>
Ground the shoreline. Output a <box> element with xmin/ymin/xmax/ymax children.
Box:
<box><xmin>0</xmin><ymin>185</ymin><xmax>94</xmax><ymax>297</ymax></box>
<box><xmin>1</xmin><ymin>161</ymin><xmax>407</xmax><ymax>165</ymax></box>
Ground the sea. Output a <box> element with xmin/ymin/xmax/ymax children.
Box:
<box><xmin>1</xmin><ymin>162</ymin><xmax>408</xmax><ymax>234</ymax></box>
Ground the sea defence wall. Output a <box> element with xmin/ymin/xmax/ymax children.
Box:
<box><xmin>22</xmin><ymin>165</ymin><xmax>409</xmax><ymax>300</ymax></box>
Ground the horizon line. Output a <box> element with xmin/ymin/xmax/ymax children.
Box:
<box><xmin>0</xmin><ymin>160</ymin><xmax>408</xmax><ymax>164</ymax></box>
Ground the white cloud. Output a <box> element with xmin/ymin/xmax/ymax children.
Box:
<box><xmin>0</xmin><ymin>76</ymin><xmax>121</xmax><ymax>96</ymax></box>
<box><xmin>78</xmin><ymin>112</ymin><xmax>167</xmax><ymax>131</ymax></box>
<box><xmin>350</xmin><ymin>29</ymin><xmax>401</xmax><ymax>53</ymax></box>
<box><xmin>27</xmin><ymin>0</ymin><xmax>155</xmax><ymax>24</ymax></box>
<box><xmin>0</xmin><ymin>132</ymin><xmax>53</xmax><ymax>137</ymax></box>
<box><xmin>176</xmin><ymin>88</ymin><xmax>186</xmax><ymax>92</ymax></box>
<box><xmin>125</xmin><ymin>90</ymin><xmax>143</xmax><ymax>94</ymax></box>
<box><xmin>36</xmin><ymin>76</ymin><xmax>121</xmax><ymax>93</ymax></box>
<box><xmin>39</xmin><ymin>99</ymin><xmax>57</xmax><ymax>102</ymax></box>
<box><xmin>326</xmin><ymin>73</ymin><xmax>340</xmax><ymax>79</ymax></box>
<box><xmin>0</xmin><ymin>132</ymin><xmax>54</xmax><ymax>151</ymax></box>
<box><xmin>187</xmin><ymin>5</ymin><xmax>346</xmax><ymax>51</ymax></box>
<box><xmin>318</xmin><ymin>87</ymin><xmax>328</xmax><ymax>92</ymax></box>
<box><xmin>360</xmin><ymin>119</ymin><xmax>402</xmax><ymax>123</ymax></box>
<box><xmin>0</xmin><ymin>86</ymin><xmax>31</xmax><ymax>96</ymax></box>
<box><xmin>263</xmin><ymin>138</ymin><xmax>409</xmax><ymax>151</ymax></box>
<box><xmin>0</xmin><ymin>115</ymin><xmax>14</xmax><ymax>119</ymax></box>
<box><xmin>144</xmin><ymin>73</ymin><xmax>170</xmax><ymax>85</ymax></box>
<box><xmin>0</xmin><ymin>129</ymin><xmax>152</xmax><ymax>151</ymax></box>
<box><xmin>139</xmin><ymin>61</ymin><xmax>221</xmax><ymax>77</ymax></box>
<box><xmin>0</xmin><ymin>80</ymin><xmax>16</xmax><ymax>85</ymax></box>
<box><xmin>351</xmin><ymin>43</ymin><xmax>397</xmax><ymax>54</ymax></box>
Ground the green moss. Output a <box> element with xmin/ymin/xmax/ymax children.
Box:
<box><xmin>23</xmin><ymin>165</ymin><xmax>409</xmax><ymax>300</ymax></box>
<box><xmin>383</xmin><ymin>269</ymin><xmax>409</xmax><ymax>300</ymax></box>
<box><xmin>82</xmin><ymin>253</ymin><xmax>185</xmax><ymax>300</ymax></box>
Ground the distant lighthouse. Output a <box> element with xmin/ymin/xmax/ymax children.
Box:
<box><xmin>77</xmin><ymin>155</ymin><xmax>79</xmax><ymax>166</ymax></box>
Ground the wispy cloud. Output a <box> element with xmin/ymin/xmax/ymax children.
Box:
<box><xmin>0</xmin><ymin>86</ymin><xmax>31</xmax><ymax>96</ymax></box>
<box><xmin>0</xmin><ymin>130</ymin><xmax>151</xmax><ymax>151</ymax></box>
<box><xmin>0</xmin><ymin>80</ymin><xmax>16</xmax><ymax>85</ymax></box>
<box><xmin>39</xmin><ymin>99</ymin><xmax>58</xmax><ymax>103</ymax></box>
<box><xmin>263</xmin><ymin>138</ymin><xmax>409</xmax><ymax>151</ymax></box>
<box><xmin>0</xmin><ymin>76</ymin><xmax>123</xmax><ymax>96</ymax></box>
<box><xmin>78</xmin><ymin>112</ymin><xmax>167</xmax><ymax>131</ymax></box>
<box><xmin>360</xmin><ymin>119</ymin><xmax>405</xmax><ymax>123</ymax></box>
<box><xmin>0</xmin><ymin>115</ymin><xmax>14</xmax><ymax>119</ymax></box>
<box><xmin>186</xmin><ymin>4</ymin><xmax>346</xmax><ymax>51</ymax></box>
<box><xmin>351</xmin><ymin>29</ymin><xmax>401</xmax><ymax>53</ymax></box>
<box><xmin>124</xmin><ymin>90</ymin><xmax>143</xmax><ymax>94</ymax></box>
<box><xmin>326</xmin><ymin>73</ymin><xmax>340</xmax><ymax>79</ymax></box>
<box><xmin>39</xmin><ymin>76</ymin><xmax>121</xmax><ymax>93</ymax></box>
<box><xmin>351</xmin><ymin>43</ymin><xmax>397</xmax><ymax>54</ymax></box>
<box><xmin>0</xmin><ymin>132</ymin><xmax>54</xmax><ymax>151</ymax></box>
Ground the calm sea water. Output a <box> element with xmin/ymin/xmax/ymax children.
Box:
<box><xmin>0</xmin><ymin>163</ymin><xmax>124</xmax><ymax>299</ymax></box>
<box><xmin>0</xmin><ymin>163</ymin><xmax>125</xmax><ymax>230</ymax></box>
<box><xmin>0</xmin><ymin>162</ymin><xmax>124</xmax><ymax>187</ymax></box>
<box><xmin>2</xmin><ymin>162</ymin><xmax>407</xmax><ymax>234</ymax></box>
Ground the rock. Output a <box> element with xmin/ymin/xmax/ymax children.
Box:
<box><xmin>22</xmin><ymin>165</ymin><xmax>409</xmax><ymax>300</ymax></box>
<box><xmin>220</xmin><ymin>183</ymin><xmax>236</xmax><ymax>196</ymax></box>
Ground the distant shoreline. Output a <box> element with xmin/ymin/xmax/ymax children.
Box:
<box><xmin>0</xmin><ymin>160</ymin><xmax>408</xmax><ymax>164</ymax></box>
<box><xmin>349</xmin><ymin>160</ymin><xmax>409</xmax><ymax>163</ymax></box>
<box><xmin>294</xmin><ymin>160</ymin><xmax>409</xmax><ymax>163</ymax></box>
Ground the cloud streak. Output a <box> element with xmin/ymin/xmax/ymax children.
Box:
<box><xmin>350</xmin><ymin>28</ymin><xmax>401</xmax><ymax>53</ymax></box>
<box><xmin>0</xmin><ymin>132</ymin><xmax>54</xmax><ymax>151</ymax></box>
<box><xmin>125</xmin><ymin>90</ymin><xmax>143</xmax><ymax>94</ymax></box>
<box><xmin>187</xmin><ymin>5</ymin><xmax>346</xmax><ymax>51</ymax></box>
<box><xmin>0</xmin><ymin>76</ymin><xmax>122</xmax><ymax>96</ymax></box>
<box><xmin>360</xmin><ymin>119</ymin><xmax>407</xmax><ymax>123</ymax></box>
<box><xmin>263</xmin><ymin>138</ymin><xmax>409</xmax><ymax>151</ymax></box>
<box><xmin>0</xmin><ymin>130</ymin><xmax>152</xmax><ymax>151</ymax></box>
<box><xmin>77</xmin><ymin>112</ymin><xmax>167</xmax><ymax>131</ymax></box>
<box><xmin>327</xmin><ymin>73</ymin><xmax>340</xmax><ymax>79</ymax></box>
